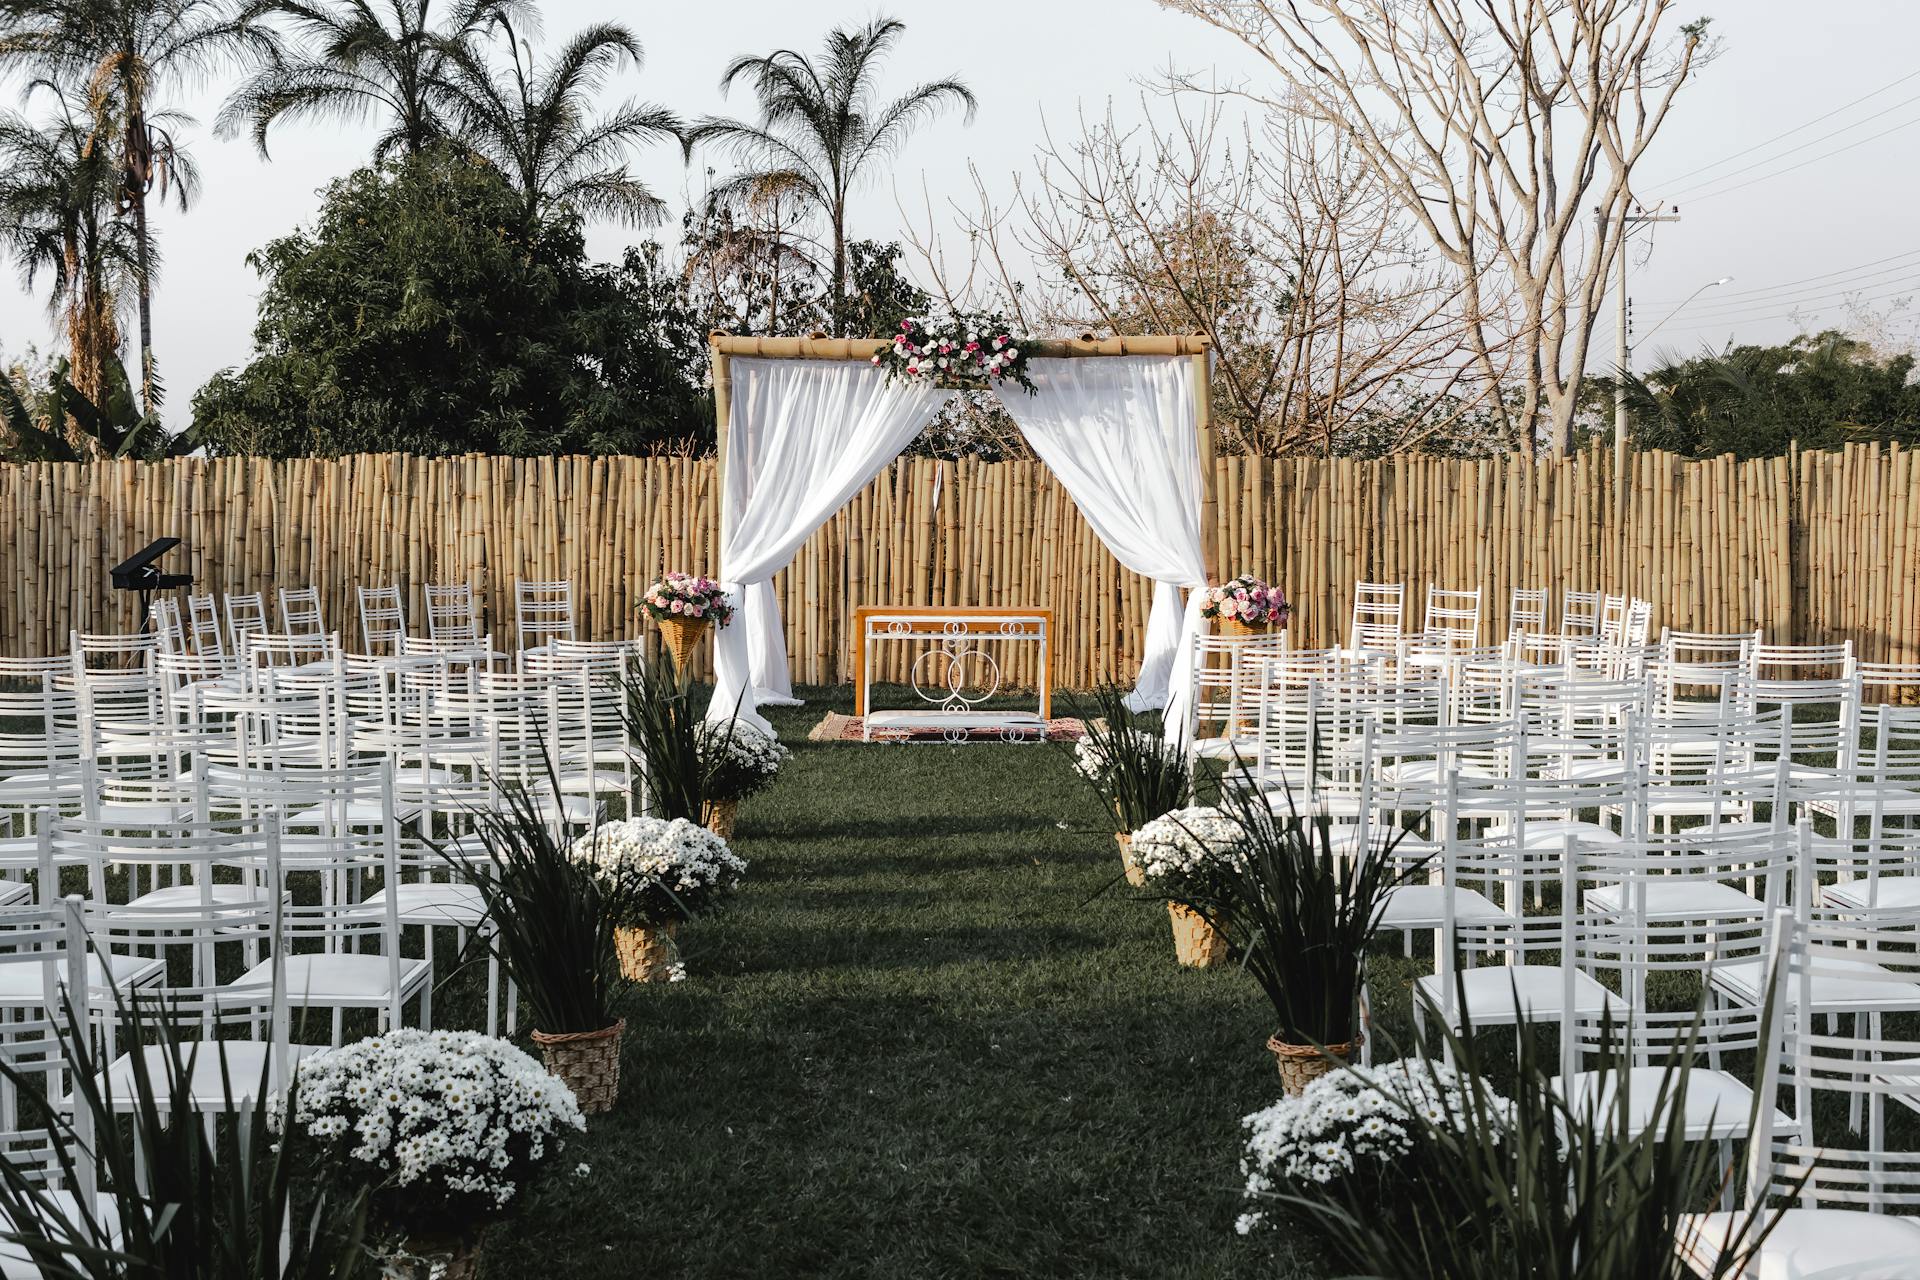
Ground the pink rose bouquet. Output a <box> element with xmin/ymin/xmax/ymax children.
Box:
<box><xmin>639</xmin><ymin>573</ymin><xmax>733</xmax><ymax>627</ymax></box>
<box><xmin>1201</xmin><ymin>574</ymin><xmax>1290</xmax><ymax>626</ymax></box>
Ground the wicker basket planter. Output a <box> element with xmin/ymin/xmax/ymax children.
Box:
<box><xmin>531</xmin><ymin>1018</ymin><xmax>625</xmax><ymax>1115</ymax></box>
<box><xmin>1267</xmin><ymin>1032</ymin><xmax>1361</xmax><ymax>1097</ymax></box>
<box><xmin>1168</xmin><ymin>902</ymin><xmax>1229</xmax><ymax>968</ymax></box>
<box><xmin>1114</xmin><ymin>832</ymin><xmax>1146</xmax><ymax>887</ymax></box>
<box><xmin>702</xmin><ymin>798</ymin><xmax>739</xmax><ymax>840</ymax></box>
<box><xmin>613</xmin><ymin>922</ymin><xmax>680</xmax><ymax>983</ymax></box>
<box><xmin>658</xmin><ymin>615</ymin><xmax>710</xmax><ymax>672</ymax></box>
<box><xmin>368</xmin><ymin>1232</ymin><xmax>482</xmax><ymax>1280</ymax></box>
<box><xmin>1218</xmin><ymin>616</ymin><xmax>1286</xmax><ymax>638</ymax></box>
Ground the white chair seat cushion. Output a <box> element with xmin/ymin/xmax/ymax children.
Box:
<box><xmin>1192</xmin><ymin>736</ymin><xmax>1257</xmax><ymax>762</ymax></box>
<box><xmin>1711</xmin><ymin>956</ymin><xmax>1920</xmax><ymax>1013</ymax></box>
<box><xmin>364</xmin><ymin>882</ymin><xmax>487</xmax><ymax>927</ymax></box>
<box><xmin>115</xmin><ymin>883</ymin><xmax>261</xmax><ymax>917</ymax></box>
<box><xmin>1808</xmin><ymin>783</ymin><xmax>1920</xmax><ymax>816</ymax></box>
<box><xmin>231</xmin><ymin>954</ymin><xmax>430</xmax><ymax>1005</ymax></box>
<box><xmin>1416</xmin><ymin>965</ymin><xmax>1625</xmax><ymax>1025</ymax></box>
<box><xmin>1585</xmin><ymin>880</ymin><xmax>1765</xmax><ymax>918</ymax></box>
<box><xmin>0</xmin><ymin>1191</ymin><xmax>122</xmax><ymax>1278</ymax></box>
<box><xmin>1823</xmin><ymin>877</ymin><xmax>1920</xmax><ymax>911</ymax></box>
<box><xmin>1676</xmin><ymin>1208</ymin><xmax>1920</xmax><ymax>1279</ymax></box>
<box><xmin>0</xmin><ymin>952</ymin><xmax>163</xmax><ymax>1004</ymax></box>
<box><xmin>1378</xmin><ymin>884</ymin><xmax>1503</xmax><ymax>930</ymax></box>
<box><xmin>1509</xmin><ymin>818</ymin><xmax>1624</xmax><ymax>849</ymax></box>
<box><xmin>98</xmin><ymin>1041</ymin><xmax>331</xmax><ymax>1112</ymax></box>
<box><xmin>1554</xmin><ymin>1066</ymin><xmax>1788</xmax><ymax>1140</ymax></box>
<box><xmin>1381</xmin><ymin>760</ymin><xmax>1497</xmax><ymax>786</ymax></box>
<box><xmin>0</xmin><ymin>879</ymin><xmax>32</xmax><ymax>906</ymax></box>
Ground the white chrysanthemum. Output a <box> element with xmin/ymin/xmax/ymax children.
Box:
<box><xmin>1128</xmin><ymin>806</ymin><xmax>1244</xmax><ymax>889</ymax></box>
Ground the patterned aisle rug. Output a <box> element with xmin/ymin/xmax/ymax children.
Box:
<box><xmin>808</xmin><ymin>712</ymin><xmax>1087</xmax><ymax>744</ymax></box>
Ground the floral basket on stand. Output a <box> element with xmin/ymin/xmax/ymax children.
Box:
<box><xmin>640</xmin><ymin>573</ymin><xmax>732</xmax><ymax>672</ymax></box>
<box><xmin>696</xmin><ymin>719</ymin><xmax>790</xmax><ymax>839</ymax></box>
<box><xmin>1202</xmin><ymin>574</ymin><xmax>1291</xmax><ymax>637</ymax></box>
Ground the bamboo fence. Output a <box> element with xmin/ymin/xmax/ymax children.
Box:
<box><xmin>1</xmin><ymin>444</ymin><xmax>1914</xmax><ymax>687</ymax></box>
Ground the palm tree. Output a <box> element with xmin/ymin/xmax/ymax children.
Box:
<box><xmin>0</xmin><ymin>83</ymin><xmax>139</xmax><ymax>408</ymax></box>
<box><xmin>0</xmin><ymin>0</ymin><xmax>259</xmax><ymax>415</ymax></box>
<box><xmin>688</xmin><ymin>17</ymin><xmax>974</xmax><ymax>335</ymax></box>
<box><xmin>217</xmin><ymin>0</ymin><xmax>515</xmax><ymax>161</ymax></box>
<box><xmin>435</xmin><ymin>17</ymin><xmax>679</xmax><ymax>232</ymax></box>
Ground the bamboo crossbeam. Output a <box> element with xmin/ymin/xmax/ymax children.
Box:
<box><xmin>708</xmin><ymin>332</ymin><xmax>1215</xmax><ymax>360</ymax></box>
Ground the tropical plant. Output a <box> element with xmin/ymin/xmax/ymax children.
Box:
<box><xmin>0</xmin><ymin>987</ymin><xmax>370</xmax><ymax>1278</ymax></box>
<box><xmin>0</xmin><ymin>0</ymin><xmax>260</xmax><ymax>416</ymax></box>
<box><xmin>3</xmin><ymin>351</ymin><xmax>178</xmax><ymax>459</ymax></box>
<box><xmin>0</xmin><ymin>85</ymin><xmax>137</xmax><ymax>407</ymax></box>
<box><xmin>435</xmin><ymin>16</ymin><xmax>679</xmax><ymax>233</ymax></box>
<box><xmin>1275</xmin><ymin>1008</ymin><xmax>1791</xmax><ymax>1278</ymax></box>
<box><xmin>688</xmin><ymin>16</ymin><xmax>974</xmax><ymax>335</ymax></box>
<box><xmin>1066</xmin><ymin>685</ymin><xmax>1192</xmax><ymax>833</ymax></box>
<box><xmin>1191</xmin><ymin>781</ymin><xmax>1413</xmax><ymax>1049</ymax></box>
<box><xmin>218</xmin><ymin>0</ymin><xmax>510</xmax><ymax>160</ymax></box>
<box><xmin>448</xmin><ymin>773</ymin><xmax>633</xmax><ymax>1037</ymax></box>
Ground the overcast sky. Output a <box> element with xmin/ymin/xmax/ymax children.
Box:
<box><xmin>3</xmin><ymin>0</ymin><xmax>1917</xmax><ymax>426</ymax></box>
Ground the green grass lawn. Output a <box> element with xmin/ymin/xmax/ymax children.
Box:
<box><xmin>482</xmin><ymin>685</ymin><xmax>1338</xmax><ymax>1279</ymax></box>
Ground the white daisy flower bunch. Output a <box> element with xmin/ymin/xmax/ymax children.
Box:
<box><xmin>1236</xmin><ymin>1058</ymin><xmax>1505</xmax><ymax>1233</ymax></box>
<box><xmin>696</xmin><ymin>718</ymin><xmax>790</xmax><ymax>801</ymax></box>
<box><xmin>1128</xmin><ymin>805</ymin><xmax>1247</xmax><ymax>895</ymax></box>
<box><xmin>569</xmin><ymin>817</ymin><xmax>748</xmax><ymax>927</ymax></box>
<box><xmin>281</xmin><ymin>1029</ymin><xmax>584</xmax><ymax>1224</ymax></box>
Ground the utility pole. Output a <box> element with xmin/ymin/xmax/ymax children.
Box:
<box><xmin>1610</xmin><ymin>203</ymin><xmax>1681</xmax><ymax>474</ymax></box>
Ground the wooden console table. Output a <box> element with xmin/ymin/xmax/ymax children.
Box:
<box><xmin>853</xmin><ymin>606</ymin><xmax>1052</xmax><ymax>742</ymax></box>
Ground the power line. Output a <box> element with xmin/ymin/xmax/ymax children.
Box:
<box><xmin>1653</xmin><ymin>268</ymin><xmax>1920</xmax><ymax>322</ymax></box>
<box><xmin>1678</xmin><ymin>112</ymin><xmax>1920</xmax><ymax>204</ymax></box>
<box><xmin>1653</xmin><ymin>276</ymin><xmax>1920</xmax><ymax>334</ymax></box>
<box><xmin>1643</xmin><ymin>67</ymin><xmax>1920</xmax><ymax>191</ymax></box>
<box><xmin>1638</xmin><ymin>248</ymin><xmax>1920</xmax><ymax>306</ymax></box>
<box><xmin>1658</xmin><ymin>88</ymin><xmax>1920</xmax><ymax>198</ymax></box>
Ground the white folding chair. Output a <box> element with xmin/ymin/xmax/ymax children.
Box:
<box><xmin>514</xmin><ymin>580</ymin><xmax>576</xmax><ymax>654</ymax></box>
<box><xmin>224</xmin><ymin>592</ymin><xmax>268</xmax><ymax>657</ymax></box>
<box><xmin>356</xmin><ymin>584</ymin><xmax>408</xmax><ymax>656</ymax></box>
<box><xmin>1347</xmin><ymin>582</ymin><xmax>1405</xmax><ymax>655</ymax></box>
<box><xmin>277</xmin><ymin>587</ymin><xmax>324</xmax><ymax>637</ymax></box>
<box><xmin>424</xmin><ymin>583</ymin><xmax>480</xmax><ymax>642</ymax></box>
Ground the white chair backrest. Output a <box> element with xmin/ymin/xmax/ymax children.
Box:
<box><xmin>424</xmin><ymin>583</ymin><xmax>480</xmax><ymax>642</ymax></box>
<box><xmin>1506</xmin><ymin>587</ymin><xmax>1547</xmax><ymax>639</ymax></box>
<box><xmin>357</xmin><ymin>584</ymin><xmax>407</xmax><ymax>655</ymax></box>
<box><xmin>226</xmin><ymin>592</ymin><xmax>269</xmax><ymax>655</ymax></box>
<box><xmin>1348</xmin><ymin>581</ymin><xmax>1405</xmax><ymax>652</ymax></box>
<box><xmin>149</xmin><ymin>598</ymin><xmax>187</xmax><ymax>656</ymax></box>
<box><xmin>185</xmin><ymin>592</ymin><xmax>225</xmax><ymax>659</ymax></box>
<box><xmin>515</xmin><ymin>580</ymin><xmax>576</xmax><ymax>650</ymax></box>
<box><xmin>1421</xmin><ymin>586</ymin><xmax>1482</xmax><ymax>648</ymax></box>
<box><xmin>278</xmin><ymin>587</ymin><xmax>325</xmax><ymax>636</ymax></box>
<box><xmin>1561</xmin><ymin>589</ymin><xmax>1603</xmax><ymax>638</ymax></box>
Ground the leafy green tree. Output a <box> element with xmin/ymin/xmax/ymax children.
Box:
<box><xmin>0</xmin><ymin>0</ymin><xmax>258</xmax><ymax>415</ymax></box>
<box><xmin>218</xmin><ymin>0</ymin><xmax>509</xmax><ymax>160</ymax></box>
<box><xmin>188</xmin><ymin>145</ymin><xmax>708</xmax><ymax>457</ymax></box>
<box><xmin>688</xmin><ymin>16</ymin><xmax>973</xmax><ymax>335</ymax></box>
<box><xmin>0</xmin><ymin>85</ymin><xmax>137</xmax><ymax>407</ymax></box>
<box><xmin>435</xmin><ymin>17</ymin><xmax>679</xmax><ymax>234</ymax></box>
<box><xmin>1587</xmin><ymin>331</ymin><xmax>1920</xmax><ymax>458</ymax></box>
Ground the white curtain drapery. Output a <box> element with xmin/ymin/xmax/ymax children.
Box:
<box><xmin>708</xmin><ymin>358</ymin><xmax>949</xmax><ymax>734</ymax></box>
<box><xmin>993</xmin><ymin>356</ymin><xmax>1208</xmax><ymax>741</ymax></box>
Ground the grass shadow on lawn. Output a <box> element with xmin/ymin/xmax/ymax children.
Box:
<box><xmin>478</xmin><ymin>685</ymin><xmax>1318</xmax><ymax>1280</ymax></box>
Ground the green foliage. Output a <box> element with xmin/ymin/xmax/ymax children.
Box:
<box><xmin>618</xmin><ymin>656</ymin><xmax>709</xmax><ymax>822</ymax></box>
<box><xmin>187</xmin><ymin>146</ymin><xmax>709</xmax><ymax>457</ymax></box>
<box><xmin>450</xmin><ymin>773</ymin><xmax>633</xmax><ymax>1036</ymax></box>
<box><xmin>1185</xmin><ymin>781</ymin><xmax>1414</xmax><ymax>1046</ymax></box>
<box><xmin>0</xmin><ymin>989</ymin><xmax>369</xmax><ymax>1277</ymax></box>
<box><xmin>1588</xmin><ymin>330</ymin><xmax>1920</xmax><ymax>458</ymax></box>
<box><xmin>1283</xmin><ymin>1008</ymin><xmax>1785</xmax><ymax>1279</ymax></box>
<box><xmin>1064</xmin><ymin>685</ymin><xmax>1192</xmax><ymax>833</ymax></box>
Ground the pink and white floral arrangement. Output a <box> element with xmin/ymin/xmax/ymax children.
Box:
<box><xmin>640</xmin><ymin>572</ymin><xmax>733</xmax><ymax>627</ymax></box>
<box><xmin>1201</xmin><ymin>574</ymin><xmax>1291</xmax><ymax>627</ymax></box>
<box><xmin>874</xmin><ymin>314</ymin><xmax>1036</xmax><ymax>393</ymax></box>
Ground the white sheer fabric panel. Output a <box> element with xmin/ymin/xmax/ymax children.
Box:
<box><xmin>709</xmin><ymin>358</ymin><xmax>950</xmax><ymax>734</ymax></box>
<box><xmin>993</xmin><ymin>356</ymin><xmax>1207</xmax><ymax>740</ymax></box>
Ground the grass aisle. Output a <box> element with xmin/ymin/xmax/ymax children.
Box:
<box><xmin>485</xmin><ymin>686</ymin><xmax>1309</xmax><ymax>1278</ymax></box>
